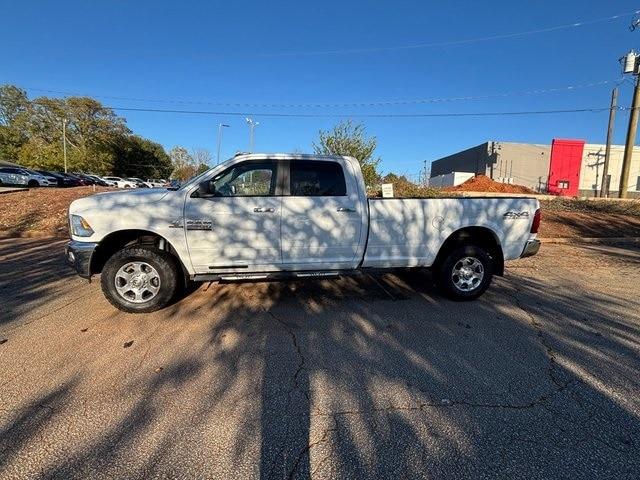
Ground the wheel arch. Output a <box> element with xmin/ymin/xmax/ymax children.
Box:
<box><xmin>433</xmin><ymin>226</ymin><xmax>504</xmax><ymax>276</ymax></box>
<box><xmin>90</xmin><ymin>229</ymin><xmax>189</xmax><ymax>282</ymax></box>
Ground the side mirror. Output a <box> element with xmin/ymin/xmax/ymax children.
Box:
<box><xmin>197</xmin><ymin>180</ymin><xmax>214</xmax><ymax>197</ymax></box>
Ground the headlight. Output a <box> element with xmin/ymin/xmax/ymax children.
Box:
<box><xmin>70</xmin><ymin>214</ymin><xmax>94</xmax><ymax>237</ymax></box>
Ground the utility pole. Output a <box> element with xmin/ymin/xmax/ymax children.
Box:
<box><xmin>245</xmin><ymin>117</ymin><xmax>259</xmax><ymax>152</ymax></box>
<box><xmin>600</xmin><ymin>87</ymin><xmax>618</xmax><ymax>197</ymax></box>
<box><xmin>216</xmin><ymin>123</ymin><xmax>230</xmax><ymax>165</ymax></box>
<box><xmin>62</xmin><ymin>119</ymin><xmax>68</xmax><ymax>173</ymax></box>
<box><xmin>620</xmin><ymin>49</ymin><xmax>640</xmax><ymax>198</ymax></box>
<box><xmin>422</xmin><ymin>160</ymin><xmax>429</xmax><ymax>185</ymax></box>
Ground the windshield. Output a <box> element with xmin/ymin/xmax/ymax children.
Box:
<box><xmin>176</xmin><ymin>165</ymin><xmax>215</xmax><ymax>190</ymax></box>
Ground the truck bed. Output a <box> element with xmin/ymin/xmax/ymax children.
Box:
<box><xmin>362</xmin><ymin>197</ymin><xmax>538</xmax><ymax>268</ymax></box>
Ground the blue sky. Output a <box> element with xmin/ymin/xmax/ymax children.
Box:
<box><xmin>3</xmin><ymin>0</ymin><xmax>640</xmax><ymax>176</ymax></box>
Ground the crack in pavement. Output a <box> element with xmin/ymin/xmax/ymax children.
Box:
<box><xmin>503</xmin><ymin>286</ymin><xmax>571</xmax><ymax>392</ymax></box>
<box><xmin>290</xmin><ymin>414</ymin><xmax>339</xmax><ymax>480</ymax></box>
<box><xmin>502</xmin><ymin>283</ymin><xmax>634</xmax><ymax>454</ymax></box>
<box><xmin>264</xmin><ymin>308</ymin><xmax>310</xmax><ymax>479</ymax></box>
<box><xmin>264</xmin><ymin>309</ymin><xmax>308</xmax><ymax>405</ymax></box>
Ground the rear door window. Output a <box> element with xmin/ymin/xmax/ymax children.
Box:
<box><xmin>290</xmin><ymin>161</ymin><xmax>347</xmax><ymax>196</ymax></box>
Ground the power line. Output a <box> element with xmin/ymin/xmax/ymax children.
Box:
<box><xmin>104</xmin><ymin>105</ymin><xmax>611</xmax><ymax>118</ymax></box>
<box><xmin>246</xmin><ymin>9</ymin><xmax>640</xmax><ymax>57</ymax></box>
<box><xmin>37</xmin><ymin>9</ymin><xmax>636</xmax><ymax>59</ymax></box>
<box><xmin>25</xmin><ymin>79</ymin><xmax>618</xmax><ymax>109</ymax></box>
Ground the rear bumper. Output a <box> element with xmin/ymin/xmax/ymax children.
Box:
<box><xmin>520</xmin><ymin>239</ymin><xmax>541</xmax><ymax>258</ymax></box>
<box><xmin>65</xmin><ymin>240</ymin><xmax>98</xmax><ymax>279</ymax></box>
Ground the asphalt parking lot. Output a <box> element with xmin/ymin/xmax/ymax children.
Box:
<box><xmin>0</xmin><ymin>238</ymin><xmax>639</xmax><ymax>479</ymax></box>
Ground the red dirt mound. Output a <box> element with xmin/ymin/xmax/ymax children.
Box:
<box><xmin>444</xmin><ymin>175</ymin><xmax>536</xmax><ymax>194</ymax></box>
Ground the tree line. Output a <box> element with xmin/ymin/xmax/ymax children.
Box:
<box><xmin>2</xmin><ymin>83</ymin><xmax>411</xmax><ymax>187</ymax></box>
<box><xmin>0</xmin><ymin>85</ymin><xmax>174</xmax><ymax>178</ymax></box>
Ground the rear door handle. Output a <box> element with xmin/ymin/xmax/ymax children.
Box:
<box><xmin>337</xmin><ymin>207</ymin><xmax>356</xmax><ymax>212</ymax></box>
<box><xmin>254</xmin><ymin>207</ymin><xmax>275</xmax><ymax>213</ymax></box>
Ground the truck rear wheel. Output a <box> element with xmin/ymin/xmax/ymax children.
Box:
<box><xmin>436</xmin><ymin>244</ymin><xmax>494</xmax><ymax>301</ymax></box>
<box><xmin>101</xmin><ymin>246</ymin><xmax>179</xmax><ymax>313</ymax></box>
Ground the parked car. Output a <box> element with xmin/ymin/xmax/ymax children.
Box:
<box><xmin>65</xmin><ymin>153</ymin><xmax>541</xmax><ymax>313</ymax></box>
<box><xmin>72</xmin><ymin>173</ymin><xmax>96</xmax><ymax>185</ymax></box>
<box><xmin>34</xmin><ymin>170</ymin><xmax>73</xmax><ymax>188</ymax></box>
<box><xmin>74</xmin><ymin>173</ymin><xmax>111</xmax><ymax>186</ymax></box>
<box><xmin>147</xmin><ymin>178</ymin><xmax>168</xmax><ymax>188</ymax></box>
<box><xmin>57</xmin><ymin>172</ymin><xmax>84</xmax><ymax>187</ymax></box>
<box><xmin>83</xmin><ymin>174</ymin><xmax>111</xmax><ymax>187</ymax></box>
<box><xmin>31</xmin><ymin>170</ymin><xmax>60</xmax><ymax>186</ymax></box>
<box><xmin>67</xmin><ymin>173</ymin><xmax>94</xmax><ymax>186</ymax></box>
<box><xmin>95</xmin><ymin>176</ymin><xmax>117</xmax><ymax>187</ymax></box>
<box><xmin>125</xmin><ymin>177</ymin><xmax>152</xmax><ymax>188</ymax></box>
<box><xmin>102</xmin><ymin>176</ymin><xmax>137</xmax><ymax>188</ymax></box>
<box><xmin>0</xmin><ymin>166</ymin><xmax>29</xmax><ymax>186</ymax></box>
<box><xmin>12</xmin><ymin>168</ymin><xmax>57</xmax><ymax>187</ymax></box>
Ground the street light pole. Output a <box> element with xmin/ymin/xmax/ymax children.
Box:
<box><xmin>245</xmin><ymin>117</ymin><xmax>259</xmax><ymax>152</ymax></box>
<box><xmin>217</xmin><ymin>123</ymin><xmax>230</xmax><ymax>165</ymax></box>
<box><xmin>62</xmin><ymin>119</ymin><xmax>68</xmax><ymax>173</ymax></box>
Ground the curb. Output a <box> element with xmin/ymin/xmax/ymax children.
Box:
<box><xmin>0</xmin><ymin>231</ymin><xmax>66</xmax><ymax>239</ymax></box>
<box><xmin>539</xmin><ymin>236</ymin><xmax>640</xmax><ymax>244</ymax></box>
<box><xmin>0</xmin><ymin>187</ymin><xmax>28</xmax><ymax>195</ymax></box>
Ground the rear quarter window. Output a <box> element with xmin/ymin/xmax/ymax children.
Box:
<box><xmin>290</xmin><ymin>161</ymin><xmax>347</xmax><ymax>196</ymax></box>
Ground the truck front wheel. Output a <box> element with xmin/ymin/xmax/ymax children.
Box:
<box><xmin>101</xmin><ymin>246</ymin><xmax>179</xmax><ymax>313</ymax></box>
<box><xmin>436</xmin><ymin>245</ymin><xmax>494</xmax><ymax>301</ymax></box>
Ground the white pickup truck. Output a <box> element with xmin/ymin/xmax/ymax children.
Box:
<box><xmin>66</xmin><ymin>153</ymin><xmax>540</xmax><ymax>313</ymax></box>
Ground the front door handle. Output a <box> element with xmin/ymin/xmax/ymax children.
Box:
<box><xmin>254</xmin><ymin>207</ymin><xmax>275</xmax><ymax>213</ymax></box>
<box><xmin>337</xmin><ymin>207</ymin><xmax>356</xmax><ymax>213</ymax></box>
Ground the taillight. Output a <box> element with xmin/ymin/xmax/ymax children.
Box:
<box><xmin>530</xmin><ymin>208</ymin><xmax>541</xmax><ymax>234</ymax></box>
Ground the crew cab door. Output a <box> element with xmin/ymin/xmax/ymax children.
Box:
<box><xmin>184</xmin><ymin>159</ymin><xmax>283</xmax><ymax>273</ymax></box>
<box><xmin>281</xmin><ymin>159</ymin><xmax>366</xmax><ymax>270</ymax></box>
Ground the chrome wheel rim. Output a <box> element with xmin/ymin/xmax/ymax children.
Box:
<box><xmin>451</xmin><ymin>257</ymin><xmax>484</xmax><ymax>292</ymax></box>
<box><xmin>114</xmin><ymin>262</ymin><xmax>161</xmax><ymax>303</ymax></box>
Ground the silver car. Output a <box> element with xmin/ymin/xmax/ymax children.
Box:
<box><xmin>0</xmin><ymin>167</ymin><xmax>29</xmax><ymax>186</ymax></box>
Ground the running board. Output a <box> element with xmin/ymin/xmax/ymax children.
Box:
<box><xmin>192</xmin><ymin>270</ymin><xmax>360</xmax><ymax>283</ymax></box>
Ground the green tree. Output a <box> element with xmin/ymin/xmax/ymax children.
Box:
<box><xmin>382</xmin><ymin>172</ymin><xmax>401</xmax><ymax>183</ymax></box>
<box><xmin>21</xmin><ymin>96</ymin><xmax>130</xmax><ymax>172</ymax></box>
<box><xmin>0</xmin><ymin>84</ymin><xmax>171</xmax><ymax>177</ymax></box>
<box><xmin>170</xmin><ymin>146</ymin><xmax>198</xmax><ymax>180</ymax></box>
<box><xmin>196</xmin><ymin>163</ymin><xmax>210</xmax><ymax>175</ymax></box>
<box><xmin>112</xmin><ymin>135</ymin><xmax>173</xmax><ymax>178</ymax></box>
<box><xmin>313</xmin><ymin>120</ymin><xmax>381</xmax><ymax>187</ymax></box>
<box><xmin>0</xmin><ymin>85</ymin><xmax>30</xmax><ymax>160</ymax></box>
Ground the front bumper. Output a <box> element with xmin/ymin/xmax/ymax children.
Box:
<box><xmin>520</xmin><ymin>239</ymin><xmax>541</xmax><ymax>258</ymax></box>
<box><xmin>65</xmin><ymin>240</ymin><xmax>98</xmax><ymax>279</ymax></box>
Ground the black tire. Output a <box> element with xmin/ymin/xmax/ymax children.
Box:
<box><xmin>436</xmin><ymin>244</ymin><xmax>494</xmax><ymax>301</ymax></box>
<box><xmin>28</xmin><ymin>180</ymin><xmax>39</xmax><ymax>188</ymax></box>
<box><xmin>101</xmin><ymin>246</ymin><xmax>179</xmax><ymax>313</ymax></box>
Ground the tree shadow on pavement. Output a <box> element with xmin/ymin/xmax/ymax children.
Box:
<box><xmin>0</xmin><ymin>238</ymin><xmax>77</xmax><ymax>327</ymax></box>
<box><xmin>1</xmin><ymin>244</ymin><xmax>639</xmax><ymax>479</ymax></box>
